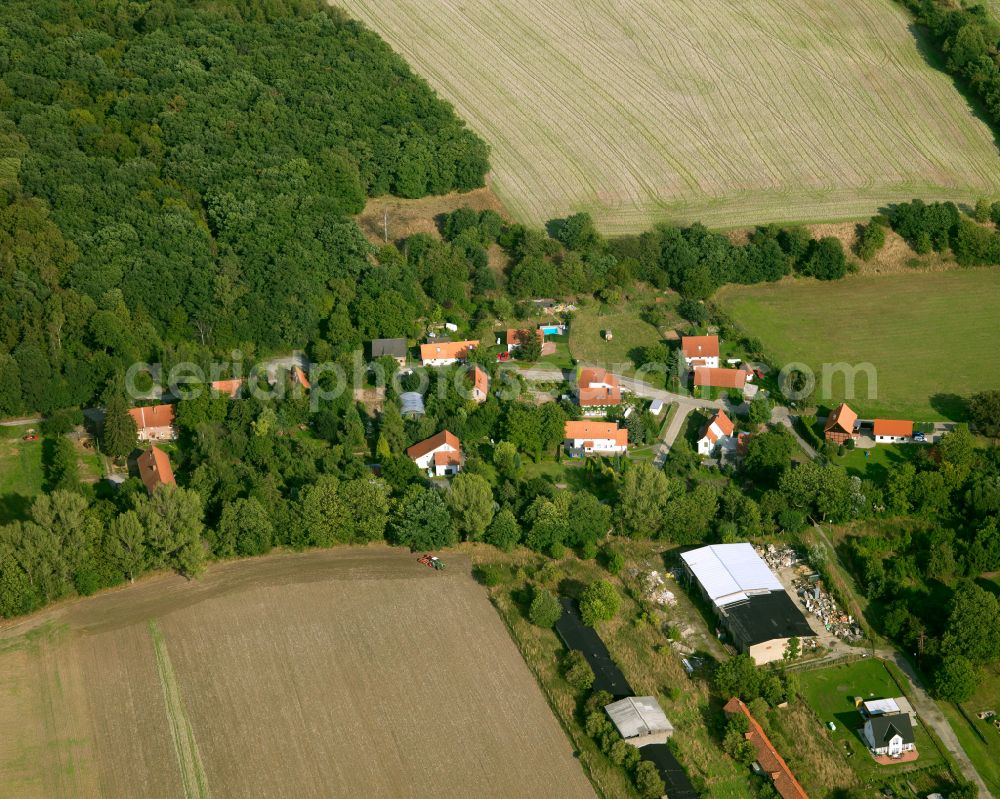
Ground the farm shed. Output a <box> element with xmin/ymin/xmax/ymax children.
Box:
<box><xmin>604</xmin><ymin>696</ymin><xmax>674</xmax><ymax>747</ymax></box>
<box><xmin>680</xmin><ymin>544</ymin><xmax>814</xmax><ymax>664</ymax></box>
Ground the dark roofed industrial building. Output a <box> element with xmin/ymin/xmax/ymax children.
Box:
<box><xmin>721</xmin><ymin>592</ymin><xmax>815</xmax><ymax>654</ymax></box>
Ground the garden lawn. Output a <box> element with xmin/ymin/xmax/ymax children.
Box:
<box><xmin>569</xmin><ymin>302</ymin><xmax>664</xmax><ymax>372</ymax></box>
<box><xmin>830</xmin><ymin>443</ymin><xmax>921</xmax><ymax>482</ymax></box>
<box><xmin>0</xmin><ymin>425</ymin><xmax>43</xmax><ymax>523</ymax></box>
<box><xmin>796</xmin><ymin>659</ymin><xmax>946</xmax><ymax>780</ymax></box>
<box><xmin>716</xmin><ymin>270</ymin><xmax>1000</xmax><ymax>421</ymax></box>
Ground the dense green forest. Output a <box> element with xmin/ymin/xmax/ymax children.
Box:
<box><xmin>0</xmin><ymin>0</ymin><xmax>488</xmax><ymax>414</ymax></box>
<box><xmin>896</xmin><ymin>0</ymin><xmax>1000</xmax><ymax>129</ymax></box>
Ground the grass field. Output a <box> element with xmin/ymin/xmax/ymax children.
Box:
<box><xmin>797</xmin><ymin>659</ymin><xmax>948</xmax><ymax>783</ymax></box>
<box><xmin>943</xmin><ymin>668</ymin><xmax>1000</xmax><ymax>798</ymax></box>
<box><xmin>337</xmin><ymin>0</ymin><xmax>1000</xmax><ymax>232</ymax></box>
<box><xmin>831</xmin><ymin>443</ymin><xmax>920</xmax><ymax>482</ymax></box>
<box><xmin>716</xmin><ymin>269</ymin><xmax>1000</xmax><ymax>420</ymax></box>
<box><xmin>0</xmin><ymin>425</ymin><xmax>43</xmax><ymax>522</ymax></box>
<box><xmin>0</xmin><ymin>548</ymin><xmax>594</xmax><ymax>798</ymax></box>
<box><xmin>569</xmin><ymin>293</ymin><xmax>676</xmax><ymax>370</ymax></box>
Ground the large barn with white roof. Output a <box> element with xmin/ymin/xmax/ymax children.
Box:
<box><xmin>680</xmin><ymin>543</ymin><xmax>814</xmax><ymax>664</ymax></box>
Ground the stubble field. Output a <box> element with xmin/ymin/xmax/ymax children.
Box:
<box><xmin>335</xmin><ymin>0</ymin><xmax>1000</xmax><ymax>233</ymax></box>
<box><xmin>0</xmin><ymin>548</ymin><xmax>594</xmax><ymax>798</ymax></box>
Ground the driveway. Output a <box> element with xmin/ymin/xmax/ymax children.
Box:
<box><xmin>770</xmin><ymin>406</ymin><xmax>818</xmax><ymax>459</ymax></box>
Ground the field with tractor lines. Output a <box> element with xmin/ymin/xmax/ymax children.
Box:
<box><xmin>0</xmin><ymin>548</ymin><xmax>594</xmax><ymax>798</ymax></box>
<box><xmin>335</xmin><ymin>0</ymin><xmax>1000</xmax><ymax>233</ymax></box>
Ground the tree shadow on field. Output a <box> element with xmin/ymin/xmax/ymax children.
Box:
<box><xmin>0</xmin><ymin>493</ymin><xmax>32</xmax><ymax>524</ymax></box>
<box><xmin>929</xmin><ymin>392</ymin><xmax>968</xmax><ymax>422</ymax></box>
<box><xmin>905</xmin><ymin>22</ymin><xmax>1000</xmax><ymax>150</ymax></box>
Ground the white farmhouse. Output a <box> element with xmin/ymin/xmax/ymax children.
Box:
<box><xmin>681</xmin><ymin>335</ymin><xmax>720</xmax><ymax>369</ymax></box>
<box><xmin>564</xmin><ymin>420</ymin><xmax>628</xmax><ymax>456</ymax></box>
<box><xmin>873</xmin><ymin>419</ymin><xmax>913</xmax><ymax>444</ymax></box>
<box><xmin>406</xmin><ymin>430</ymin><xmax>463</xmax><ymax>476</ymax></box>
<box><xmin>697</xmin><ymin>409</ymin><xmax>736</xmax><ymax>456</ymax></box>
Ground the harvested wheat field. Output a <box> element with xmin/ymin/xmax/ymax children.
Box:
<box><xmin>336</xmin><ymin>0</ymin><xmax>1000</xmax><ymax>233</ymax></box>
<box><xmin>0</xmin><ymin>548</ymin><xmax>594</xmax><ymax>798</ymax></box>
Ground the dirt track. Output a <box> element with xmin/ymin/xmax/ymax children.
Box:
<box><xmin>0</xmin><ymin>547</ymin><xmax>595</xmax><ymax>798</ymax></box>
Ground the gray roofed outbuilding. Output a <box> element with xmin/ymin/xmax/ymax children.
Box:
<box><xmin>371</xmin><ymin>338</ymin><xmax>408</xmax><ymax>359</ymax></box>
<box><xmin>604</xmin><ymin>696</ymin><xmax>674</xmax><ymax>747</ymax></box>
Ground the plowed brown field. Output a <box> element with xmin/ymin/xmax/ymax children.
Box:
<box><xmin>0</xmin><ymin>548</ymin><xmax>593</xmax><ymax>798</ymax></box>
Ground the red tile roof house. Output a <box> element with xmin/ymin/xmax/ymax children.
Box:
<box><xmin>407</xmin><ymin>430</ymin><xmax>463</xmax><ymax>477</ymax></box>
<box><xmin>469</xmin><ymin>365</ymin><xmax>489</xmax><ymax>403</ymax></box>
<box><xmin>136</xmin><ymin>445</ymin><xmax>176</xmax><ymax>495</ymax></box>
<box><xmin>210</xmin><ymin>379</ymin><xmax>244</xmax><ymax>399</ymax></box>
<box><xmin>564</xmin><ymin>420</ymin><xmax>628</xmax><ymax>456</ymax></box>
<box><xmin>291</xmin><ymin>365</ymin><xmax>311</xmax><ymax>390</ymax></box>
<box><xmin>873</xmin><ymin>419</ymin><xmax>913</xmax><ymax>444</ymax></box>
<box><xmin>504</xmin><ymin>328</ymin><xmax>545</xmax><ymax>353</ymax></box>
<box><xmin>681</xmin><ymin>335</ymin><xmax>720</xmax><ymax>369</ymax></box>
<box><xmin>128</xmin><ymin>404</ymin><xmax>177</xmax><ymax>442</ymax></box>
<box><xmin>724</xmin><ymin>697</ymin><xmax>810</xmax><ymax>799</ymax></box>
<box><xmin>692</xmin><ymin>366</ymin><xmax>748</xmax><ymax>393</ymax></box>
<box><xmin>577</xmin><ymin>367</ymin><xmax>621</xmax><ymax>414</ymax></box>
<box><xmin>697</xmin><ymin>409</ymin><xmax>736</xmax><ymax>456</ymax></box>
<box><xmin>823</xmin><ymin>403</ymin><xmax>859</xmax><ymax>444</ymax></box>
<box><xmin>420</xmin><ymin>340</ymin><xmax>479</xmax><ymax>367</ymax></box>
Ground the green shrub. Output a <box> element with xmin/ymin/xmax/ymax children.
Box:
<box><xmin>562</xmin><ymin>650</ymin><xmax>595</xmax><ymax>691</ymax></box>
<box><xmin>600</xmin><ymin>544</ymin><xmax>625</xmax><ymax>575</ymax></box>
<box><xmin>528</xmin><ymin>587</ymin><xmax>562</xmax><ymax>628</ymax></box>
<box><xmin>634</xmin><ymin>760</ymin><xmax>666</xmax><ymax>799</ymax></box>
<box><xmin>473</xmin><ymin>564</ymin><xmax>504</xmax><ymax>587</ymax></box>
<box><xmin>580</xmin><ymin>579</ymin><xmax>620</xmax><ymax>626</ymax></box>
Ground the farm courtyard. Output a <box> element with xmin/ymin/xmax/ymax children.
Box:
<box><xmin>0</xmin><ymin>548</ymin><xmax>594</xmax><ymax>799</ymax></box>
<box><xmin>336</xmin><ymin>0</ymin><xmax>1000</xmax><ymax>232</ymax></box>
<box><xmin>715</xmin><ymin>269</ymin><xmax>1000</xmax><ymax>421</ymax></box>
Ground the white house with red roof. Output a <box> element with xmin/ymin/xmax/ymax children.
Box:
<box><xmin>873</xmin><ymin>419</ymin><xmax>913</xmax><ymax>444</ymax></box>
<box><xmin>564</xmin><ymin>420</ymin><xmax>628</xmax><ymax>456</ymax></box>
<box><xmin>136</xmin><ymin>445</ymin><xmax>176</xmax><ymax>495</ymax></box>
<box><xmin>406</xmin><ymin>430</ymin><xmax>463</xmax><ymax>476</ymax></box>
<box><xmin>577</xmin><ymin>367</ymin><xmax>621</xmax><ymax>414</ymax></box>
<box><xmin>469</xmin><ymin>365</ymin><xmax>489</xmax><ymax>403</ymax></box>
<box><xmin>128</xmin><ymin>404</ymin><xmax>177</xmax><ymax>442</ymax></box>
<box><xmin>681</xmin><ymin>335</ymin><xmax>720</xmax><ymax>369</ymax></box>
<box><xmin>697</xmin><ymin>409</ymin><xmax>736</xmax><ymax>456</ymax></box>
<box><xmin>420</xmin><ymin>340</ymin><xmax>479</xmax><ymax>367</ymax></box>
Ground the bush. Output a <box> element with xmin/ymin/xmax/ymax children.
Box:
<box><xmin>580</xmin><ymin>579</ymin><xmax>621</xmax><ymax>626</ymax></box>
<box><xmin>856</xmin><ymin>220</ymin><xmax>886</xmax><ymax>261</ymax></box>
<box><xmin>678</xmin><ymin>298</ymin><xmax>707</xmax><ymax>325</ymax></box>
<box><xmin>528</xmin><ymin>587</ymin><xmax>562</xmax><ymax>628</ymax></box>
<box><xmin>600</xmin><ymin>544</ymin><xmax>625</xmax><ymax>575</ymax></box>
<box><xmin>777</xmin><ymin>509</ymin><xmax>806</xmax><ymax>533</ymax></box>
<box><xmin>579</xmin><ymin>541</ymin><xmax>599</xmax><ymax>560</ymax></box>
<box><xmin>473</xmin><ymin>564</ymin><xmax>504</xmax><ymax>587</ymax></box>
<box><xmin>634</xmin><ymin>760</ymin><xmax>666</xmax><ymax>799</ymax></box>
<box><xmin>562</xmin><ymin>650</ymin><xmax>595</xmax><ymax>691</ymax></box>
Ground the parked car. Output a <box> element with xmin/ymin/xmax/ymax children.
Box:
<box><xmin>912</xmin><ymin>431</ymin><xmax>926</xmax><ymax>442</ymax></box>
<box><xmin>496</xmin><ymin>351</ymin><xmax>510</xmax><ymax>362</ymax></box>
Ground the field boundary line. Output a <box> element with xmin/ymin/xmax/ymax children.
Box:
<box><xmin>148</xmin><ymin>621</ymin><xmax>212</xmax><ymax>799</ymax></box>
